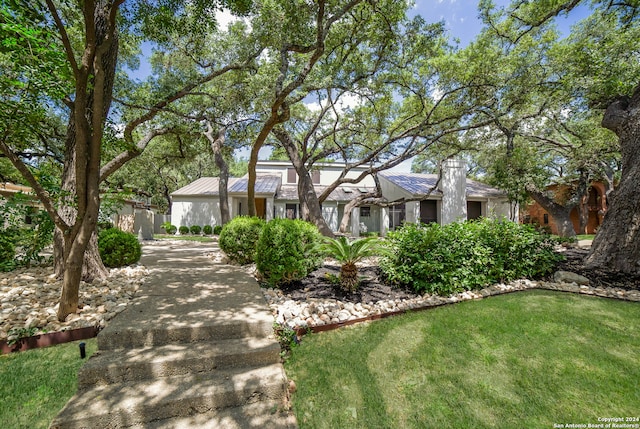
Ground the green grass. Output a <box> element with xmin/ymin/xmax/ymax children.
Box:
<box><xmin>154</xmin><ymin>234</ymin><xmax>217</xmax><ymax>242</ymax></box>
<box><xmin>285</xmin><ymin>291</ymin><xmax>640</xmax><ymax>429</ymax></box>
<box><xmin>0</xmin><ymin>339</ymin><xmax>97</xmax><ymax>429</ymax></box>
<box><xmin>576</xmin><ymin>234</ymin><xmax>595</xmax><ymax>240</ymax></box>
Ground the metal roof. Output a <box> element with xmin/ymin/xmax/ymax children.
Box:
<box><xmin>378</xmin><ymin>172</ymin><xmax>443</xmax><ymax>196</ymax></box>
<box><xmin>171</xmin><ymin>177</ymin><xmax>226</xmax><ymax>196</ymax></box>
<box><xmin>379</xmin><ymin>172</ymin><xmax>505</xmax><ymax>198</ymax></box>
<box><xmin>228</xmin><ymin>175</ymin><xmax>281</xmax><ymax>195</ymax></box>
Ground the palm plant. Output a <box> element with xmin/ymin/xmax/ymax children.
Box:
<box><xmin>322</xmin><ymin>236</ymin><xmax>380</xmax><ymax>293</ymax></box>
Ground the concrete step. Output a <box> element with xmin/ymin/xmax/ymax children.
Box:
<box><xmin>78</xmin><ymin>338</ymin><xmax>282</xmax><ymax>389</ymax></box>
<box><xmin>132</xmin><ymin>401</ymin><xmax>297</xmax><ymax>429</ymax></box>
<box><xmin>97</xmin><ymin>317</ymin><xmax>274</xmax><ymax>350</ymax></box>
<box><xmin>49</xmin><ymin>363</ymin><xmax>288</xmax><ymax>429</ymax></box>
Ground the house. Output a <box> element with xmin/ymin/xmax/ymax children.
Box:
<box><xmin>170</xmin><ymin>159</ymin><xmax>514</xmax><ymax>236</ymax></box>
<box><xmin>521</xmin><ymin>182</ymin><xmax>608</xmax><ymax>235</ymax></box>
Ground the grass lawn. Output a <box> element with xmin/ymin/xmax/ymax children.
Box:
<box><xmin>576</xmin><ymin>234</ymin><xmax>595</xmax><ymax>240</ymax></box>
<box><xmin>0</xmin><ymin>339</ymin><xmax>97</xmax><ymax>429</ymax></box>
<box><xmin>285</xmin><ymin>290</ymin><xmax>640</xmax><ymax>429</ymax></box>
<box><xmin>153</xmin><ymin>234</ymin><xmax>217</xmax><ymax>242</ymax></box>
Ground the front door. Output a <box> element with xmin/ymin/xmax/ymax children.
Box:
<box><xmin>256</xmin><ymin>198</ymin><xmax>266</xmax><ymax>219</ymax></box>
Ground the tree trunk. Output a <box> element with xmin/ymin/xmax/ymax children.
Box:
<box><xmin>53</xmin><ymin>120</ymin><xmax>108</xmax><ymax>281</ymax></box>
<box><xmin>54</xmin><ymin>1</ymin><xmax>119</xmax><ymax>320</ymax></box>
<box><xmin>206</xmin><ymin>124</ymin><xmax>230</xmax><ymax>225</ymax></box>
<box><xmin>525</xmin><ymin>186</ymin><xmax>577</xmax><ymax>238</ymax></box>
<box><xmin>585</xmin><ymin>87</ymin><xmax>640</xmax><ymax>273</ymax></box>
<box><xmin>273</xmin><ymin>128</ymin><xmax>333</xmax><ymax>236</ymax></box>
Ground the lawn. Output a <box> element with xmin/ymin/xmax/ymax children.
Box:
<box><xmin>285</xmin><ymin>290</ymin><xmax>640</xmax><ymax>429</ymax></box>
<box><xmin>0</xmin><ymin>339</ymin><xmax>97</xmax><ymax>429</ymax></box>
<box><xmin>153</xmin><ymin>234</ymin><xmax>217</xmax><ymax>242</ymax></box>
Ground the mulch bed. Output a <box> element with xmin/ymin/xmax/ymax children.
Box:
<box><xmin>276</xmin><ymin>248</ymin><xmax>640</xmax><ymax>304</ymax></box>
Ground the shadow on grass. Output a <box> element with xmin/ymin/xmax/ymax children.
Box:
<box><xmin>285</xmin><ymin>290</ymin><xmax>640</xmax><ymax>429</ymax></box>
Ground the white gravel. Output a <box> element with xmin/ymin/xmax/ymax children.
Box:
<box><xmin>0</xmin><ymin>264</ymin><xmax>147</xmax><ymax>343</ymax></box>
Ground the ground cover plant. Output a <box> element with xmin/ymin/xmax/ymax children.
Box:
<box><xmin>154</xmin><ymin>234</ymin><xmax>216</xmax><ymax>243</ymax></box>
<box><xmin>380</xmin><ymin>218</ymin><xmax>562</xmax><ymax>295</ymax></box>
<box><xmin>285</xmin><ymin>291</ymin><xmax>640</xmax><ymax>428</ymax></box>
<box><xmin>0</xmin><ymin>339</ymin><xmax>97</xmax><ymax>429</ymax></box>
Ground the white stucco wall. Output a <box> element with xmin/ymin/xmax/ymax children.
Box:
<box><xmin>171</xmin><ymin>197</ymin><xmax>221</xmax><ymax>228</ymax></box>
<box><xmin>488</xmin><ymin>199</ymin><xmax>518</xmax><ymax>222</ymax></box>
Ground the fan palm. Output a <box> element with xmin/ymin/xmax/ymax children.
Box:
<box><xmin>322</xmin><ymin>236</ymin><xmax>380</xmax><ymax>292</ymax></box>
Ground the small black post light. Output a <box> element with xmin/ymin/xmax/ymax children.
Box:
<box><xmin>79</xmin><ymin>342</ymin><xmax>86</xmax><ymax>359</ymax></box>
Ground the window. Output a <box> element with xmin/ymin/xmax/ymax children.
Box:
<box><xmin>420</xmin><ymin>200</ymin><xmax>437</xmax><ymax>224</ymax></box>
<box><xmin>543</xmin><ymin>214</ymin><xmax>549</xmax><ymax>224</ymax></box>
<box><xmin>312</xmin><ymin>170</ymin><xmax>320</xmax><ymax>184</ymax></box>
<box><xmin>287</xmin><ymin>168</ymin><xmax>297</xmax><ymax>184</ymax></box>
<box><xmin>360</xmin><ymin>206</ymin><xmax>371</xmax><ymax>217</ymax></box>
<box><xmin>286</xmin><ymin>203</ymin><xmax>298</xmax><ymax>219</ymax></box>
<box><xmin>467</xmin><ymin>201</ymin><xmax>482</xmax><ymax>220</ymax></box>
<box><xmin>389</xmin><ymin>204</ymin><xmax>406</xmax><ymax>230</ymax></box>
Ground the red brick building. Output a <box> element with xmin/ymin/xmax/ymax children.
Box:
<box><xmin>522</xmin><ymin>182</ymin><xmax>608</xmax><ymax>235</ymax></box>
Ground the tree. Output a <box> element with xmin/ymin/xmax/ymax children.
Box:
<box><xmin>0</xmin><ymin>0</ymin><xmax>255</xmax><ymax>320</ymax></box>
<box><xmin>479</xmin><ymin>1</ymin><xmax>640</xmax><ymax>271</ymax></box>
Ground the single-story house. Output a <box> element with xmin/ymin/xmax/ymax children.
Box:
<box><xmin>171</xmin><ymin>160</ymin><xmax>515</xmax><ymax>236</ymax></box>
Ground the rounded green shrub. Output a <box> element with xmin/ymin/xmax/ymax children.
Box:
<box><xmin>178</xmin><ymin>226</ymin><xmax>189</xmax><ymax>235</ymax></box>
<box><xmin>213</xmin><ymin>225</ymin><xmax>223</xmax><ymax>235</ymax></box>
<box><xmin>203</xmin><ymin>225</ymin><xmax>213</xmax><ymax>235</ymax></box>
<box><xmin>161</xmin><ymin>221</ymin><xmax>177</xmax><ymax>235</ymax></box>
<box><xmin>98</xmin><ymin>228</ymin><xmax>142</xmax><ymax>268</ymax></box>
<box><xmin>256</xmin><ymin>218</ymin><xmax>324</xmax><ymax>287</ymax></box>
<box><xmin>190</xmin><ymin>225</ymin><xmax>202</xmax><ymax>235</ymax></box>
<box><xmin>380</xmin><ymin>218</ymin><xmax>562</xmax><ymax>296</ymax></box>
<box><xmin>219</xmin><ymin>216</ymin><xmax>265</xmax><ymax>264</ymax></box>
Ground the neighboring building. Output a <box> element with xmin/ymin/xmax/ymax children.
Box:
<box><xmin>171</xmin><ymin>159</ymin><xmax>514</xmax><ymax>236</ymax></box>
<box><xmin>521</xmin><ymin>182</ymin><xmax>608</xmax><ymax>235</ymax></box>
<box><xmin>0</xmin><ymin>182</ymin><xmax>42</xmax><ymax>227</ymax></box>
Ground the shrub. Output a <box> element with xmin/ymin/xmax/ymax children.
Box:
<box><xmin>203</xmin><ymin>225</ymin><xmax>213</xmax><ymax>235</ymax></box>
<box><xmin>256</xmin><ymin>218</ymin><xmax>324</xmax><ymax>287</ymax></box>
<box><xmin>98</xmin><ymin>228</ymin><xmax>142</xmax><ymax>268</ymax></box>
<box><xmin>161</xmin><ymin>221</ymin><xmax>177</xmax><ymax>235</ymax></box>
<box><xmin>219</xmin><ymin>216</ymin><xmax>265</xmax><ymax>264</ymax></box>
<box><xmin>0</xmin><ymin>235</ymin><xmax>15</xmax><ymax>272</ymax></box>
<box><xmin>213</xmin><ymin>225</ymin><xmax>223</xmax><ymax>235</ymax></box>
<box><xmin>178</xmin><ymin>226</ymin><xmax>189</xmax><ymax>235</ymax></box>
<box><xmin>190</xmin><ymin>225</ymin><xmax>202</xmax><ymax>235</ymax></box>
<box><xmin>380</xmin><ymin>218</ymin><xmax>563</xmax><ymax>296</ymax></box>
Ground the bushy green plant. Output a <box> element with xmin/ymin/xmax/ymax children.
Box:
<box><xmin>256</xmin><ymin>218</ymin><xmax>324</xmax><ymax>287</ymax></box>
<box><xmin>322</xmin><ymin>236</ymin><xmax>380</xmax><ymax>292</ymax></box>
<box><xmin>98</xmin><ymin>228</ymin><xmax>142</xmax><ymax>268</ymax></box>
<box><xmin>0</xmin><ymin>235</ymin><xmax>16</xmax><ymax>272</ymax></box>
<box><xmin>161</xmin><ymin>221</ymin><xmax>177</xmax><ymax>235</ymax></box>
<box><xmin>190</xmin><ymin>225</ymin><xmax>202</xmax><ymax>235</ymax></box>
<box><xmin>213</xmin><ymin>225</ymin><xmax>223</xmax><ymax>235</ymax></box>
<box><xmin>178</xmin><ymin>225</ymin><xmax>189</xmax><ymax>235</ymax></box>
<box><xmin>380</xmin><ymin>218</ymin><xmax>563</xmax><ymax>295</ymax></box>
<box><xmin>202</xmin><ymin>225</ymin><xmax>213</xmax><ymax>235</ymax></box>
<box><xmin>219</xmin><ymin>216</ymin><xmax>265</xmax><ymax>264</ymax></box>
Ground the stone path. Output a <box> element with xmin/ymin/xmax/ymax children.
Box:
<box><xmin>50</xmin><ymin>241</ymin><xmax>296</xmax><ymax>429</ymax></box>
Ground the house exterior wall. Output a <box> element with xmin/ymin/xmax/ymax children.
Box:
<box><xmin>255</xmin><ymin>161</ymin><xmax>374</xmax><ymax>187</ymax></box>
<box><xmin>171</xmin><ymin>196</ymin><xmax>221</xmax><ymax>229</ymax></box>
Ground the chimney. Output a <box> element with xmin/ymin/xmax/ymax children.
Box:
<box><xmin>440</xmin><ymin>158</ymin><xmax>467</xmax><ymax>224</ymax></box>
